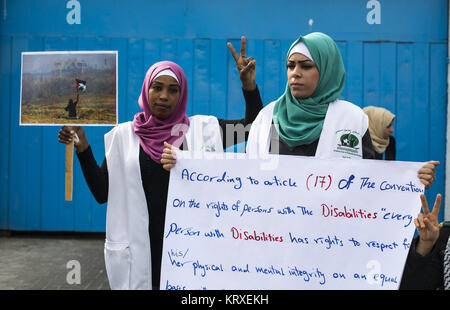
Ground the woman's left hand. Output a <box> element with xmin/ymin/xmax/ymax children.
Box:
<box><xmin>161</xmin><ymin>142</ymin><xmax>179</xmax><ymax>171</ymax></box>
<box><xmin>418</xmin><ymin>161</ymin><xmax>439</xmax><ymax>189</ymax></box>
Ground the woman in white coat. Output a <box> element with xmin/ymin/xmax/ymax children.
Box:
<box><xmin>58</xmin><ymin>60</ymin><xmax>262</xmax><ymax>289</ymax></box>
<box><xmin>228</xmin><ymin>33</ymin><xmax>437</xmax><ymax>188</ymax></box>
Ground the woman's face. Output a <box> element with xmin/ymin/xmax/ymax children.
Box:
<box><xmin>148</xmin><ymin>75</ymin><xmax>180</xmax><ymax>119</ymax></box>
<box><xmin>384</xmin><ymin>119</ymin><xmax>394</xmax><ymax>139</ymax></box>
<box><xmin>287</xmin><ymin>53</ymin><xmax>320</xmax><ymax>99</ymax></box>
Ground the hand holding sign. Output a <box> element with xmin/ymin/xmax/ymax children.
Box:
<box><xmin>417</xmin><ymin>161</ymin><xmax>439</xmax><ymax>189</ymax></box>
<box><xmin>161</xmin><ymin>142</ymin><xmax>179</xmax><ymax>171</ymax></box>
<box><xmin>58</xmin><ymin>126</ymin><xmax>89</xmax><ymax>153</ymax></box>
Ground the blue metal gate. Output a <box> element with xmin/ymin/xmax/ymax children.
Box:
<box><xmin>0</xmin><ymin>0</ymin><xmax>447</xmax><ymax>231</ymax></box>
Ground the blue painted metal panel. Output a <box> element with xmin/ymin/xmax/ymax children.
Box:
<box><xmin>263</xmin><ymin>40</ymin><xmax>281</xmax><ymax>107</ymax></box>
<box><xmin>177</xmin><ymin>39</ymin><xmax>194</xmax><ymax>116</ymax></box>
<box><xmin>428</xmin><ymin>43</ymin><xmax>448</xmax><ymax>216</ymax></box>
<box><xmin>411</xmin><ymin>43</ymin><xmax>430</xmax><ymax>163</ymax></box>
<box><xmin>210</xmin><ymin>39</ymin><xmax>227</xmax><ymax>120</ymax></box>
<box><xmin>127</xmin><ymin>38</ymin><xmax>144</xmax><ymax>122</ymax></box>
<box><xmin>0</xmin><ymin>35</ymin><xmax>12</xmax><ymax>229</ymax></box>
<box><xmin>396</xmin><ymin>43</ymin><xmax>414</xmax><ymax>162</ymax></box>
<box><xmin>8</xmin><ymin>36</ymin><xmax>42</xmax><ymax>231</ymax></box>
<box><xmin>2</xmin><ymin>1</ymin><xmax>446</xmax><ymax>42</ymax></box>
<box><xmin>379</xmin><ymin>42</ymin><xmax>396</xmax><ymax>115</ymax></box>
<box><xmin>193</xmin><ymin>39</ymin><xmax>210</xmax><ymax>115</ymax></box>
<box><xmin>346</xmin><ymin>41</ymin><xmax>364</xmax><ymax>106</ymax></box>
<box><xmin>0</xmin><ymin>0</ymin><xmax>447</xmax><ymax>231</ymax></box>
<box><xmin>363</xmin><ymin>43</ymin><xmax>380</xmax><ymax>108</ymax></box>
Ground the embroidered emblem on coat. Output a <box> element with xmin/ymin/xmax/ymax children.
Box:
<box><xmin>339</xmin><ymin>133</ymin><xmax>359</xmax><ymax>148</ymax></box>
<box><xmin>333</xmin><ymin>130</ymin><xmax>362</xmax><ymax>158</ymax></box>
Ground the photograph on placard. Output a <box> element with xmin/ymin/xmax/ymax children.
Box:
<box><xmin>20</xmin><ymin>51</ymin><xmax>118</xmax><ymax>126</ymax></box>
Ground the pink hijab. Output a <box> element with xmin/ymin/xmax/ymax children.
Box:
<box><xmin>133</xmin><ymin>61</ymin><xmax>189</xmax><ymax>163</ymax></box>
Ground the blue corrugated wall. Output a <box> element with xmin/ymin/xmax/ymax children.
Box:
<box><xmin>0</xmin><ymin>0</ymin><xmax>447</xmax><ymax>231</ymax></box>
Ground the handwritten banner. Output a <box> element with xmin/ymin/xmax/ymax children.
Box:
<box><xmin>161</xmin><ymin>152</ymin><xmax>424</xmax><ymax>290</ymax></box>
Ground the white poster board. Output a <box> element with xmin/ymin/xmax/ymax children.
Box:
<box><xmin>161</xmin><ymin>152</ymin><xmax>424</xmax><ymax>290</ymax></box>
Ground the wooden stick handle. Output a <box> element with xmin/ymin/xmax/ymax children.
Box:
<box><xmin>65</xmin><ymin>127</ymin><xmax>74</xmax><ymax>201</ymax></box>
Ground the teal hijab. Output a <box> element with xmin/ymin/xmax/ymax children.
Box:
<box><xmin>273</xmin><ymin>32</ymin><xmax>346</xmax><ymax>147</ymax></box>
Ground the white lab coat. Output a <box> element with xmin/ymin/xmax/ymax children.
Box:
<box><xmin>246</xmin><ymin>99</ymin><xmax>368</xmax><ymax>159</ymax></box>
<box><xmin>103</xmin><ymin>115</ymin><xmax>223</xmax><ymax>289</ymax></box>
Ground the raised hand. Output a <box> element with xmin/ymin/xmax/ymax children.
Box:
<box><xmin>414</xmin><ymin>193</ymin><xmax>442</xmax><ymax>256</ymax></box>
<box><xmin>227</xmin><ymin>36</ymin><xmax>256</xmax><ymax>91</ymax></box>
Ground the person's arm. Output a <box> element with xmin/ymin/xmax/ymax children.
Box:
<box><xmin>242</xmin><ymin>86</ymin><xmax>263</xmax><ymax>125</ymax></box>
<box><xmin>218</xmin><ymin>85</ymin><xmax>263</xmax><ymax>149</ymax></box>
<box><xmin>217</xmin><ymin>36</ymin><xmax>262</xmax><ymax>149</ymax></box>
<box><xmin>58</xmin><ymin>126</ymin><xmax>108</xmax><ymax>203</ymax></box>
<box><xmin>76</xmin><ymin>147</ymin><xmax>108</xmax><ymax>203</ymax></box>
<box><xmin>399</xmin><ymin>194</ymin><xmax>444</xmax><ymax>289</ymax></box>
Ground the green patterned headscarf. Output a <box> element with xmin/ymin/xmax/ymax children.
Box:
<box><xmin>273</xmin><ymin>32</ymin><xmax>346</xmax><ymax>147</ymax></box>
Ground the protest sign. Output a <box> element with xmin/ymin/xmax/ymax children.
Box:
<box><xmin>161</xmin><ymin>152</ymin><xmax>424</xmax><ymax>290</ymax></box>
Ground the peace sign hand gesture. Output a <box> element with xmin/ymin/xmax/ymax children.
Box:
<box><xmin>414</xmin><ymin>193</ymin><xmax>442</xmax><ymax>256</ymax></box>
<box><xmin>227</xmin><ymin>36</ymin><xmax>256</xmax><ymax>91</ymax></box>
